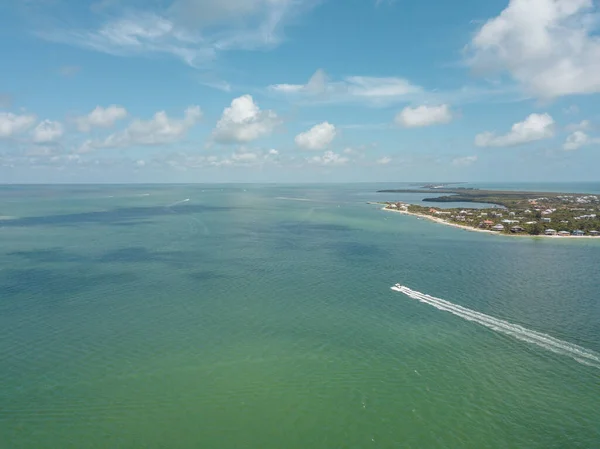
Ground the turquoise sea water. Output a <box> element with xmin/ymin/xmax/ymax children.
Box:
<box><xmin>1</xmin><ymin>184</ymin><xmax>599</xmax><ymax>449</ymax></box>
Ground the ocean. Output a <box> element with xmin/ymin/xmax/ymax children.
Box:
<box><xmin>1</xmin><ymin>183</ymin><xmax>599</xmax><ymax>449</ymax></box>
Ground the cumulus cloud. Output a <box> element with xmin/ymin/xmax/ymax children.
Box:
<box><xmin>0</xmin><ymin>112</ymin><xmax>37</xmax><ymax>138</ymax></box>
<box><xmin>566</xmin><ymin>120</ymin><xmax>590</xmax><ymax>132</ymax></box>
<box><xmin>395</xmin><ymin>104</ymin><xmax>453</xmax><ymax>128</ymax></box>
<box><xmin>563</xmin><ymin>131</ymin><xmax>600</xmax><ymax>151</ymax></box>
<box><xmin>270</xmin><ymin>69</ymin><xmax>422</xmax><ymax>106</ymax></box>
<box><xmin>451</xmin><ymin>155</ymin><xmax>478</xmax><ymax>167</ymax></box>
<box><xmin>83</xmin><ymin>106</ymin><xmax>201</xmax><ymax>150</ymax></box>
<box><xmin>308</xmin><ymin>151</ymin><xmax>348</xmax><ymax>166</ymax></box>
<box><xmin>76</xmin><ymin>105</ymin><xmax>128</xmax><ymax>132</ymax></box>
<box><xmin>467</xmin><ymin>0</ymin><xmax>600</xmax><ymax>98</ymax></box>
<box><xmin>295</xmin><ymin>122</ymin><xmax>337</xmax><ymax>150</ymax></box>
<box><xmin>32</xmin><ymin>120</ymin><xmax>64</xmax><ymax>143</ymax></box>
<box><xmin>376</xmin><ymin>156</ymin><xmax>392</xmax><ymax>165</ymax></box>
<box><xmin>212</xmin><ymin>95</ymin><xmax>279</xmax><ymax>144</ymax></box>
<box><xmin>475</xmin><ymin>113</ymin><xmax>555</xmax><ymax>147</ymax></box>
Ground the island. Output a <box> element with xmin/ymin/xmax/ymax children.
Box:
<box><xmin>378</xmin><ymin>188</ymin><xmax>600</xmax><ymax>237</ymax></box>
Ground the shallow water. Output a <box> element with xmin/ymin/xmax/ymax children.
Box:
<box><xmin>1</xmin><ymin>184</ymin><xmax>599</xmax><ymax>448</ymax></box>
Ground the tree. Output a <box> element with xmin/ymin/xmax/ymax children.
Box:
<box><xmin>529</xmin><ymin>223</ymin><xmax>542</xmax><ymax>235</ymax></box>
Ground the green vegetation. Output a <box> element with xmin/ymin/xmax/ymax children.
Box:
<box><xmin>380</xmin><ymin>189</ymin><xmax>600</xmax><ymax>236</ymax></box>
<box><xmin>377</xmin><ymin>188</ymin><xmax>598</xmax><ymax>209</ymax></box>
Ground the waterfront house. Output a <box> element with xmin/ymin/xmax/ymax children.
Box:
<box><xmin>545</xmin><ymin>229</ymin><xmax>557</xmax><ymax>236</ymax></box>
<box><xmin>541</xmin><ymin>218</ymin><xmax>552</xmax><ymax>223</ymax></box>
<box><xmin>572</xmin><ymin>230</ymin><xmax>585</xmax><ymax>236</ymax></box>
<box><xmin>510</xmin><ymin>226</ymin><xmax>525</xmax><ymax>233</ymax></box>
<box><xmin>589</xmin><ymin>230</ymin><xmax>599</xmax><ymax>236</ymax></box>
<box><xmin>480</xmin><ymin>220</ymin><xmax>494</xmax><ymax>228</ymax></box>
<box><xmin>558</xmin><ymin>231</ymin><xmax>570</xmax><ymax>237</ymax></box>
<box><xmin>491</xmin><ymin>224</ymin><xmax>505</xmax><ymax>231</ymax></box>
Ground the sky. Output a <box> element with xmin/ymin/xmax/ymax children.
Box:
<box><xmin>1</xmin><ymin>0</ymin><xmax>600</xmax><ymax>183</ymax></box>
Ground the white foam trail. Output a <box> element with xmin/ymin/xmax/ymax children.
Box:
<box><xmin>392</xmin><ymin>285</ymin><xmax>600</xmax><ymax>369</ymax></box>
<box><xmin>167</xmin><ymin>198</ymin><xmax>190</xmax><ymax>207</ymax></box>
<box><xmin>275</xmin><ymin>197</ymin><xmax>314</xmax><ymax>202</ymax></box>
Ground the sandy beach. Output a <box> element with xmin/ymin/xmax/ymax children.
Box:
<box><xmin>382</xmin><ymin>207</ymin><xmax>600</xmax><ymax>239</ymax></box>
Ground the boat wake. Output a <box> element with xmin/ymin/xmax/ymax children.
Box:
<box><xmin>392</xmin><ymin>284</ymin><xmax>600</xmax><ymax>369</ymax></box>
<box><xmin>167</xmin><ymin>198</ymin><xmax>190</xmax><ymax>208</ymax></box>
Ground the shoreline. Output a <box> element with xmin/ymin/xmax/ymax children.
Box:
<box><xmin>382</xmin><ymin>207</ymin><xmax>600</xmax><ymax>239</ymax></box>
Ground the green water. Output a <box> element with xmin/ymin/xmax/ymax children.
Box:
<box><xmin>1</xmin><ymin>184</ymin><xmax>599</xmax><ymax>448</ymax></box>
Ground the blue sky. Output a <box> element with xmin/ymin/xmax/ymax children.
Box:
<box><xmin>1</xmin><ymin>0</ymin><xmax>599</xmax><ymax>183</ymax></box>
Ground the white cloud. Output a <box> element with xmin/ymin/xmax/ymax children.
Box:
<box><xmin>231</xmin><ymin>151</ymin><xmax>258</xmax><ymax>163</ymax></box>
<box><xmin>451</xmin><ymin>155</ymin><xmax>478</xmax><ymax>167</ymax></box>
<box><xmin>158</xmin><ymin>147</ymin><xmax>278</xmax><ymax>170</ymax></box>
<box><xmin>37</xmin><ymin>1</ymin><xmax>317</xmax><ymax>68</ymax></box>
<box><xmin>270</xmin><ymin>69</ymin><xmax>422</xmax><ymax>106</ymax></box>
<box><xmin>59</xmin><ymin>65</ymin><xmax>81</xmax><ymax>77</ymax></box>
<box><xmin>467</xmin><ymin>0</ymin><xmax>600</xmax><ymax>98</ymax></box>
<box><xmin>269</xmin><ymin>69</ymin><xmax>521</xmax><ymax>106</ymax></box>
<box><xmin>376</xmin><ymin>156</ymin><xmax>392</xmax><ymax>165</ymax></box>
<box><xmin>0</xmin><ymin>93</ymin><xmax>12</xmax><ymax>109</ymax></box>
<box><xmin>212</xmin><ymin>95</ymin><xmax>279</xmax><ymax>144</ymax></box>
<box><xmin>395</xmin><ymin>104</ymin><xmax>453</xmax><ymax>128</ymax></box>
<box><xmin>32</xmin><ymin>120</ymin><xmax>64</xmax><ymax>143</ymax></box>
<box><xmin>475</xmin><ymin>113</ymin><xmax>555</xmax><ymax>147</ymax></box>
<box><xmin>563</xmin><ymin>131</ymin><xmax>589</xmax><ymax>151</ymax></box>
<box><xmin>198</xmin><ymin>79</ymin><xmax>232</xmax><ymax>92</ymax></box>
<box><xmin>564</xmin><ymin>105</ymin><xmax>580</xmax><ymax>115</ymax></box>
<box><xmin>76</xmin><ymin>105</ymin><xmax>128</xmax><ymax>132</ymax></box>
<box><xmin>309</xmin><ymin>151</ymin><xmax>348</xmax><ymax>166</ymax></box>
<box><xmin>0</xmin><ymin>112</ymin><xmax>37</xmax><ymax>138</ymax></box>
<box><xmin>566</xmin><ymin>120</ymin><xmax>590</xmax><ymax>132</ymax></box>
<box><xmin>268</xmin><ymin>148</ymin><xmax>279</xmax><ymax>156</ymax></box>
<box><xmin>295</xmin><ymin>122</ymin><xmax>337</xmax><ymax>150</ymax></box>
<box><xmin>563</xmin><ymin>131</ymin><xmax>600</xmax><ymax>151</ymax></box>
<box><xmin>85</xmin><ymin>106</ymin><xmax>201</xmax><ymax>150</ymax></box>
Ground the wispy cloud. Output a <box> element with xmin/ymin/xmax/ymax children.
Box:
<box><xmin>395</xmin><ymin>104</ymin><xmax>454</xmax><ymax>128</ymax></box>
<box><xmin>58</xmin><ymin>65</ymin><xmax>81</xmax><ymax>77</ymax></box>
<box><xmin>34</xmin><ymin>0</ymin><xmax>320</xmax><ymax>68</ymax></box>
<box><xmin>269</xmin><ymin>69</ymin><xmax>525</xmax><ymax>107</ymax></box>
<box><xmin>451</xmin><ymin>155</ymin><xmax>478</xmax><ymax>167</ymax></box>
<box><xmin>269</xmin><ymin>69</ymin><xmax>423</xmax><ymax>106</ymax></box>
